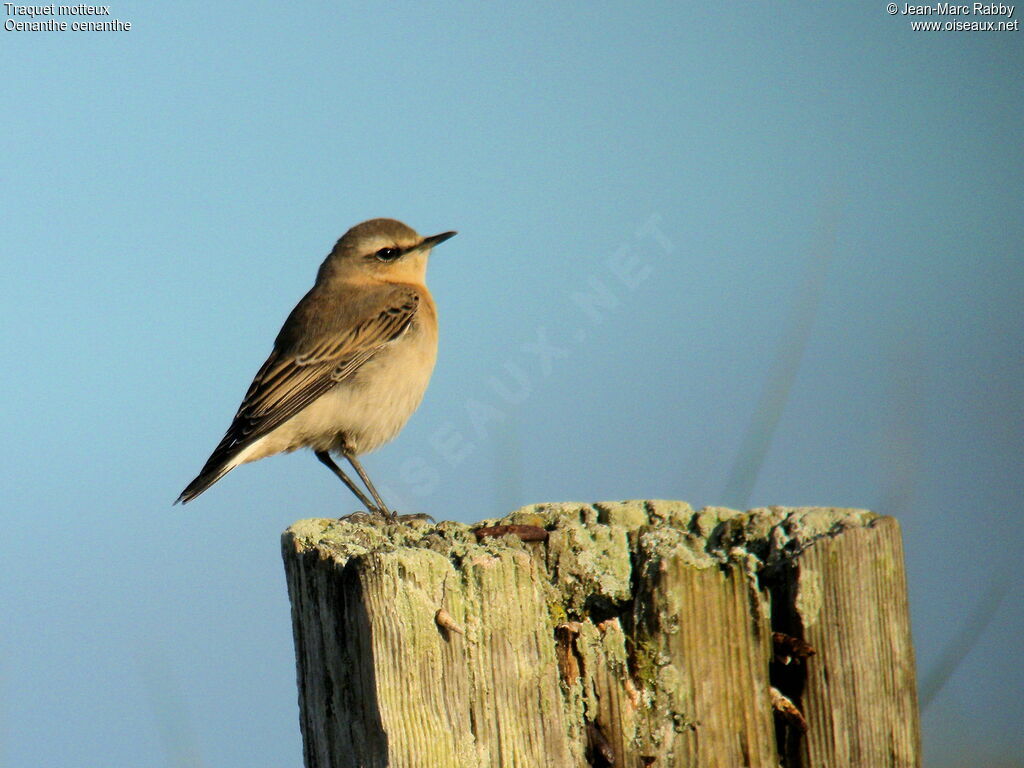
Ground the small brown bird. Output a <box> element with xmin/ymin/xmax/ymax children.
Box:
<box><xmin>176</xmin><ymin>218</ymin><xmax>456</xmax><ymax>516</ymax></box>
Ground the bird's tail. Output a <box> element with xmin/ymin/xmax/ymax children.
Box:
<box><xmin>175</xmin><ymin>455</ymin><xmax>236</xmax><ymax>504</ymax></box>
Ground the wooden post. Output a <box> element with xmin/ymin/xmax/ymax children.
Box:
<box><xmin>281</xmin><ymin>502</ymin><xmax>920</xmax><ymax>768</ymax></box>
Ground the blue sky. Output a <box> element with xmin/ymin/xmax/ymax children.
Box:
<box><xmin>2</xmin><ymin>2</ymin><xmax>1021</xmax><ymax>766</ymax></box>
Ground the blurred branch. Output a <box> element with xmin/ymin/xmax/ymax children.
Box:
<box><xmin>878</xmin><ymin>340</ymin><xmax>921</xmax><ymax>515</ymax></box>
<box><xmin>721</xmin><ymin>195</ymin><xmax>842</xmax><ymax>508</ymax></box>
<box><xmin>918</xmin><ymin>568</ymin><xmax>1012</xmax><ymax>710</ymax></box>
<box><xmin>877</xmin><ymin>340</ymin><xmax>1012</xmax><ymax>713</ymax></box>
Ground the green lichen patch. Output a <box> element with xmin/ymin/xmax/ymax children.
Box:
<box><xmin>284</xmin><ymin>502</ymin><xmax>882</xmax><ymax>767</ymax></box>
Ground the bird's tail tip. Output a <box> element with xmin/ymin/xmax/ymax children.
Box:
<box><xmin>174</xmin><ymin>486</ymin><xmax>198</xmax><ymax>506</ymax></box>
<box><xmin>176</xmin><ymin>444</ymin><xmax>245</xmax><ymax>506</ymax></box>
<box><xmin>175</xmin><ymin>465</ymin><xmax>229</xmax><ymax>506</ymax></box>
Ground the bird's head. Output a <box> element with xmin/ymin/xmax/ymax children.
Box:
<box><xmin>319</xmin><ymin>218</ymin><xmax>456</xmax><ymax>284</ymax></box>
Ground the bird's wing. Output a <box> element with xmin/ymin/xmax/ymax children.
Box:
<box><xmin>189</xmin><ymin>285</ymin><xmax>420</xmax><ymax>482</ymax></box>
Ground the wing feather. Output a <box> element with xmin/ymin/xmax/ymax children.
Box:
<box><xmin>177</xmin><ymin>286</ymin><xmax>420</xmax><ymax>502</ymax></box>
<box><xmin>228</xmin><ymin>289</ymin><xmax>419</xmax><ymax>445</ymax></box>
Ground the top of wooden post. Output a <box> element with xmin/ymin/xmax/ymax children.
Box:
<box><xmin>282</xmin><ymin>502</ymin><xmax>918</xmax><ymax>768</ymax></box>
<box><xmin>283</xmin><ymin>499</ymin><xmax>881</xmax><ymax>574</ymax></box>
<box><xmin>282</xmin><ymin>503</ymin><xmax>886</xmax><ymax>630</ymax></box>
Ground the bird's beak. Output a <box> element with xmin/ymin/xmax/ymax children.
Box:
<box><xmin>412</xmin><ymin>231</ymin><xmax>457</xmax><ymax>253</ymax></box>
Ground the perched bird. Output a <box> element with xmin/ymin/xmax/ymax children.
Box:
<box><xmin>176</xmin><ymin>218</ymin><xmax>456</xmax><ymax>516</ymax></box>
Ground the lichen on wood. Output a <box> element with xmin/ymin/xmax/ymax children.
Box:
<box><xmin>282</xmin><ymin>502</ymin><xmax>920</xmax><ymax>768</ymax></box>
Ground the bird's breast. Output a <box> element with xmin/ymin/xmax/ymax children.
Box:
<box><xmin>288</xmin><ymin>315</ymin><xmax>438</xmax><ymax>456</ymax></box>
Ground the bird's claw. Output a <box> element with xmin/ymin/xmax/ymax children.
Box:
<box><xmin>337</xmin><ymin>510</ymin><xmax>381</xmax><ymax>523</ymax></box>
<box><xmin>392</xmin><ymin>512</ymin><xmax>435</xmax><ymax>523</ymax></box>
<box><xmin>337</xmin><ymin>509</ymin><xmax>434</xmax><ymax>524</ymax></box>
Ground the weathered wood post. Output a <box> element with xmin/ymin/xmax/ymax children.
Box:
<box><xmin>281</xmin><ymin>502</ymin><xmax>920</xmax><ymax>768</ymax></box>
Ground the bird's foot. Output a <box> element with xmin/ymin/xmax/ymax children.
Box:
<box><xmin>337</xmin><ymin>508</ymin><xmax>434</xmax><ymax>524</ymax></box>
<box><xmin>337</xmin><ymin>510</ymin><xmax>382</xmax><ymax>524</ymax></box>
<box><xmin>392</xmin><ymin>512</ymin><xmax>435</xmax><ymax>524</ymax></box>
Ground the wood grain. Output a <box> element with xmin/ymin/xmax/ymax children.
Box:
<box><xmin>282</xmin><ymin>502</ymin><xmax>920</xmax><ymax>768</ymax></box>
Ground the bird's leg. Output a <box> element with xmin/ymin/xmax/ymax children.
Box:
<box><xmin>345</xmin><ymin>454</ymin><xmax>394</xmax><ymax>518</ymax></box>
<box><xmin>315</xmin><ymin>451</ymin><xmax>380</xmax><ymax>514</ymax></box>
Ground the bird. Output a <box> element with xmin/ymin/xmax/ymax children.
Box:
<box><xmin>176</xmin><ymin>218</ymin><xmax>456</xmax><ymax>516</ymax></box>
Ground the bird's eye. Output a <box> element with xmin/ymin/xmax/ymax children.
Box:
<box><xmin>374</xmin><ymin>247</ymin><xmax>401</xmax><ymax>262</ymax></box>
